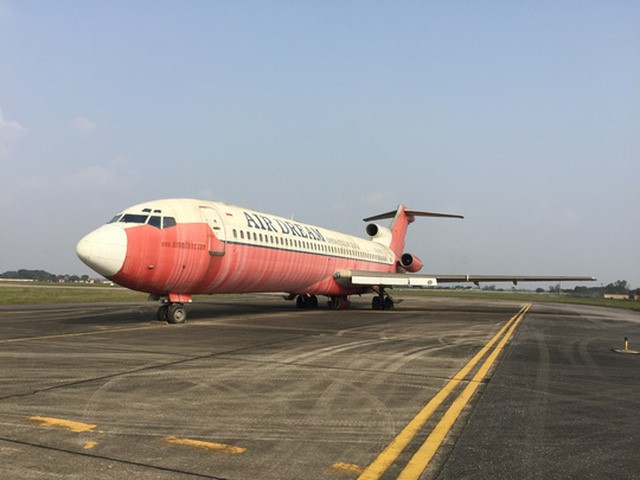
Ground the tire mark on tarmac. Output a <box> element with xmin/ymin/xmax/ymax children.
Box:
<box><xmin>523</xmin><ymin>330</ymin><xmax>550</xmax><ymax>479</ymax></box>
<box><xmin>0</xmin><ymin>312</ymin><xmax>413</xmax><ymax>404</ymax></box>
<box><xmin>0</xmin><ymin>333</ymin><xmax>312</xmax><ymax>403</ymax></box>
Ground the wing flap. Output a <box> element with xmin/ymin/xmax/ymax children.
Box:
<box><xmin>334</xmin><ymin>270</ymin><xmax>438</xmax><ymax>287</ymax></box>
<box><xmin>334</xmin><ymin>269</ymin><xmax>595</xmax><ymax>288</ymax></box>
<box><xmin>435</xmin><ymin>275</ymin><xmax>596</xmax><ymax>284</ymax></box>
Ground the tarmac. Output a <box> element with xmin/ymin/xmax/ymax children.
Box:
<box><xmin>1</xmin><ymin>295</ymin><xmax>639</xmax><ymax>479</ymax></box>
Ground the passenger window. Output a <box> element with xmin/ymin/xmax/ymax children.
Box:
<box><xmin>148</xmin><ymin>216</ymin><xmax>162</xmax><ymax>228</ymax></box>
<box><xmin>240</xmin><ymin>231</ymin><xmax>244</xmax><ymax>239</ymax></box>
<box><xmin>163</xmin><ymin>217</ymin><xmax>177</xmax><ymax>228</ymax></box>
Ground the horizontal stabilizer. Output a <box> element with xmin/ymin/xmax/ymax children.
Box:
<box><xmin>363</xmin><ymin>209</ymin><xmax>464</xmax><ymax>222</ymax></box>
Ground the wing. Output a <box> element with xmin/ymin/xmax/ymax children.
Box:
<box><xmin>333</xmin><ymin>269</ymin><xmax>596</xmax><ymax>288</ymax></box>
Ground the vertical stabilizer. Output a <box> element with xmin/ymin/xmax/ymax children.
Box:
<box><xmin>363</xmin><ymin>206</ymin><xmax>464</xmax><ymax>259</ymax></box>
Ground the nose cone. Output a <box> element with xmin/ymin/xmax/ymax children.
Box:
<box><xmin>76</xmin><ymin>225</ymin><xmax>127</xmax><ymax>277</ymax></box>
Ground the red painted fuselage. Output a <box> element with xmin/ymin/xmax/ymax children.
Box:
<box><xmin>77</xmin><ymin>199</ymin><xmax>397</xmax><ymax>299</ymax></box>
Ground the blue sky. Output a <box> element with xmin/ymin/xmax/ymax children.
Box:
<box><xmin>1</xmin><ymin>1</ymin><xmax>638</xmax><ymax>287</ymax></box>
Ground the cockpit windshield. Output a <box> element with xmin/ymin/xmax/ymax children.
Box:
<box><xmin>107</xmin><ymin>211</ymin><xmax>176</xmax><ymax>229</ymax></box>
<box><xmin>121</xmin><ymin>214</ymin><xmax>149</xmax><ymax>224</ymax></box>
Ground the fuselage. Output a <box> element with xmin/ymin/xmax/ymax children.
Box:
<box><xmin>76</xmin><ymin>198</ymin><xmax>397</xmax><ymax>297</ymax></box>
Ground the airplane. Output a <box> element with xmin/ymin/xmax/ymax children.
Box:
<box><xmin>76</xmin><ymin>198</ymin><xmax>595</xmax><ymax>324</ymax></box>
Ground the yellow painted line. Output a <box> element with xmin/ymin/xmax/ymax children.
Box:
<box><xmin>0</xmin><ymin>325</ymin><xmax>160</xmax><ymax>344</ymax></box>
<box><xmin>396</xmin><ymin>304</ymin><xmax>531</xmax><ymax>480</ymax></box>
<box><xmin>327</xmin><ymin>462</ymin><xmax>366</xmax><ymax>477</ymax></box>
<box><xmin>28</xmin><ymin>416</ymin><xmax>97</xmax><ymax>433</ymax></box>
<box><xmin>164</xmin><ymin>436</ymin><xmax>246</xmax><ymax>454</ymax></box>
<box><xmin>83</xmin><ymin>441</ymin><xmax>99</xmax><ymax>449</ymax></box>
<box><xmin>356</xmin><ymin>304</ymin><xmax>530</xmax><ymax>480</ymax></box>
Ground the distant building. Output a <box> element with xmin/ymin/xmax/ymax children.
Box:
<box><xmin>604</xmin><ymin>293</ymin><xmax>635</xmax><ymax>301</ymax></box>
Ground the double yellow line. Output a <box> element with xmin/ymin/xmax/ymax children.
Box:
<box><xmin>357</xmin><ymin>303</ymin><xmax>531</xmax><ymax>480</ymax></box>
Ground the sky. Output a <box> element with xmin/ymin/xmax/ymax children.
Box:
<box><xmin>1</xmin><ymin>1</ymin><xmax>638</xmax><ymax>288</ymax></box>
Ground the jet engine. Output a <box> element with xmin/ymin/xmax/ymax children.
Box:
<box><xmin>399</xmin><ymin>253</ymin><xmax>423</xmax><ymax>273</ymax></box>
<box><xmin>365</xmin><ymin>223</ymin><xmax>393</xmax><ymax>246</ymax></box>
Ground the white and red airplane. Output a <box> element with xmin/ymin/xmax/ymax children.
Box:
<box><xmin>76</xmin><ymin>198</ymin><xmax>594</xmax><ymax>323</ymax></box>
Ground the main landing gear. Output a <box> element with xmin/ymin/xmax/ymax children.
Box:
<box><xmin>292</xmin><ymin>294</ymin><xmax>350</xmax><ymax>310</ymax></box>
<box><xmin>328</xmin><ymin>296</ymin><xmax>351</xmax><ymax>310</ymax></box>
<box><xmin>296</xmin><ymin>294</ymin><xmax>319</xmax><ymax>309</ymax></box>
<box><xmin>157</xmin><ymin>302</ymin><xmax>187</xmax><ymax>324</ymax></box>
<box><xmin>372</xmin><ymin>288</ymin><xmax>394</xmax><ymax>310</ymax></box>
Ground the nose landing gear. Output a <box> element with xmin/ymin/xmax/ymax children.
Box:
<box><xmin>157</xmin><ymin>302</ymin><xmax>187</xmax><ymax>323</ymax></box>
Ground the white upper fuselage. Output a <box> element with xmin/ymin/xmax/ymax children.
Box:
<box><xmin>77</xmin><ymin>198</ymin><xmax>397</xmax><ymax>297</ymax></box>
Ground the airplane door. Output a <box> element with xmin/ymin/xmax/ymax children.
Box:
<box><xmin>199</xmin><ymin>207</ymin><xmax>226</xmax><ymax>256</ymax></box>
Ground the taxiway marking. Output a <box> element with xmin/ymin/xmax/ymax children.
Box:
<box><xmin>396</xmin><ymin>303</ymin><xmax>530</xmax><ymax>479</ymax></box>
<box><xmin>28</xmin><ymin>416</ymin><xmax>97</xmax><ymax>433</ymax></box>
<box><xmin>356</xmin><ymin>304</ymin><xmax>531</xmax><ymax>480</ymax></box>
<box><xmin>327</xmin><ymin>462</ymin><xmax>366</xmax><ymax>477</ymax></box>
<box><xmin>164</xmin><ymin>436</ymin><xmax>246</xmax><ymax>454</ymax></box>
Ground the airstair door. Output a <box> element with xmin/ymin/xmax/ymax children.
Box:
<box><xmin>199</xmin><ymin>206</ymin><xmax>226</xmax><ymax>256</ymax></box>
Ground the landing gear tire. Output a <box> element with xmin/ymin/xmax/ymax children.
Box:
<box><xmin>328</xmin><ymin>296</ymin><xmax>351</xmax><ymax>310</ymax></box>
<box><xmin>309</xmin><ymin>295</ymin><xmax>318</xmax><ymax>309</ymax></box>
<box><xmin>296</xmin><ymin>295</ymin><xmax>319</xmax><ymax>309</ymax></box>
<box><xmin>372</xmin><ymin>296</ymin><xmax>383</xmax><ymax>310</ymax></box>
<box><xmin>167</xmin><ymin>303</ymin><xmax>187</xmax><ymax>324</ymax></box>
<box><xmin>296</xmin><ymin>295</ymin><xmax>306</xmax><ymax>308</ymax></box>
<box><xmin>157</xmin><ymin>304</ymin><xmax>169</xmax><ymax>321</ymax></box>
<box><xmin>383</xmin><ymin>296</ymin><xmax>394</xmax><ymax>310</ymax></box>
<box><xmin>372</xmin><ymin>291</ymin><xmax>395</xmax><ymax>310</ymax></box>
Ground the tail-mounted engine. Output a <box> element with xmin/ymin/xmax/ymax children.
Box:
<box><xmin>398</xmin><ymin>253</ymin><xmax>423</xmax><ymax>273</ymax></box>
<box><xmin>365</xmin><ymin>223</ymin><xmax>393</xmax><ymax>246</ymax></box>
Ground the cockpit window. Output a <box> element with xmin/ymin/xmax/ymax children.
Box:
<box><xmin>121</xmin><ymin>214</ymin><xmax>149</xmax><ymax>224</ymax></box>
<box><xmin>148</xmin><ymin>216</ymin><xmax>162</xmax><ymax>228</ymax></box>
<box><xmin>108</xmin><ymin>211</ymin><xmax>176</xmax><ymax>229</ymax></box>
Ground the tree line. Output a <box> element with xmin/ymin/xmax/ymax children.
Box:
<box><xmin>569</xmin><ymin>280</ymin><xmax>637</xmax><ymax>296</ymax></box>
<box><xmin>0</xmin><ymin>269</ymin><xmax>91</xmax><ymax>283</ymax></box>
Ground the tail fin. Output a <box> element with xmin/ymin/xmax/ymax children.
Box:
<box><xmin>363</xmin><ymin>206</ymin><xmax>464</xmax><ymax>258</ymax></box>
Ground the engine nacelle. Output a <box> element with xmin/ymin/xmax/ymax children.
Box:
<box><xmin>399</xmin><ymin>253</ymin><xmax>423</xmax><ymax>273</ymax></box>
<box><xmin>365</xmin><ymin>223</ymin><xmax>392</xmax><ymax>246</ymax></box>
